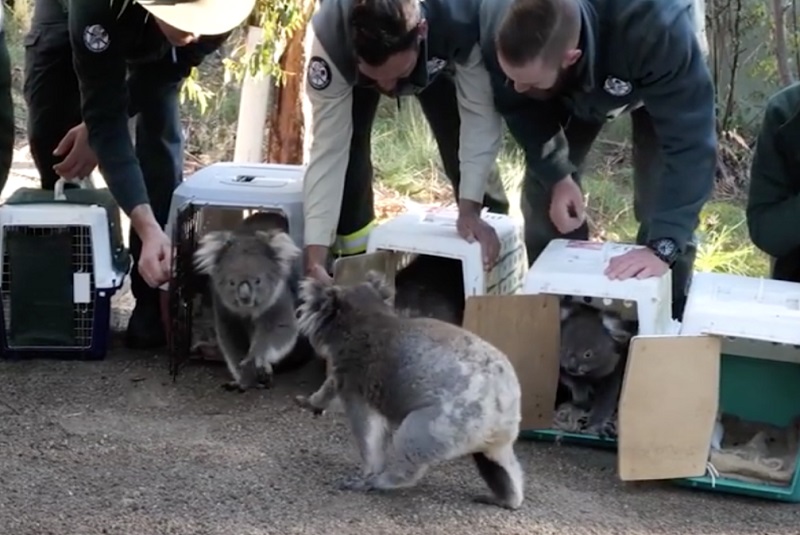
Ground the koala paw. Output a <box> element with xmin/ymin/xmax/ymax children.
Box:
<box><xmin>294</xmin><ymin>395</ymin><xmax>325</xmax><ymax>416</ymax></box>
<box><xmin>221</xmin><ymin>381</ymin><xmax>247</xmax><ymax>393</ymax></box>
<box><xmin>336</xmin><ymin>474</ymin><xmax>372</xmax><ymax>492</ymax></box>
<box><xmin>585</xmin><ymin>420</ymin><xmax>617</xmax><ymax>440</ymax></box>
<box><xmin>256</xmin><ymin>368</ymin><xmax>274</xmax><ymax>389</ymax></box>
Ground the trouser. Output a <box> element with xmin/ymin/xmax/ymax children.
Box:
<box><xmin>0</xmin><ymin>28</ymin><xmax>14</xmax><ymax>196</ymax></box>
<box><xmin>334</xmin><ymin>74</ymin><xmax>511</xmax><ymax>255</ymax></box>
<box><xmin>520</xmin><ymin>106</ymin><xmax>697</xmax><ymax>320</ymax></box>
<box><xmin>24</xmin><ymin>0</ymin><xmax>183</xmax><ymax>308</ymax></box>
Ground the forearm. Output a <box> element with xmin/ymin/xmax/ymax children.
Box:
<box><xmin>492</xmin><ymin>82</ymin><xmax>575</xmax><ymax>186</ymax></box>
<box><xmin>454</xmin><ymin>46</ymin><xmax>503</xmax><ymax>203</ymax></box>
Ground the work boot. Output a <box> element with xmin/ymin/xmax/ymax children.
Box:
<box><xmin>124</xmin><ymin>297</ymin><xmax>167</xmax><ymax>350</ymax></box>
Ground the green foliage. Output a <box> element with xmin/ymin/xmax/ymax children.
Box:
<box><xmin>180</xmin><ymin>0</ymin><xmax>308</xmax><ymax>109</ymax></box>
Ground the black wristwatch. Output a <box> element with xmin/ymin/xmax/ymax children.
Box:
<box><xmin>647</xmin><ymin>238</ymin><xmax>679</xmax><ymax>267</ymax></box>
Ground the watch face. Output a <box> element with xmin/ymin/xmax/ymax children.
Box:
<box><xmin>657</xmin><ymin>239</ymin><xmax>676</xmax><ymax>256</ymax></box>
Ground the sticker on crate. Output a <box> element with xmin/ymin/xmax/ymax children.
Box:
<box><xmin>618</xmin><ymin>271</ymin><xmax>800</xmax><ymax>503</ymax></box>
<box><xmin>366</xmin><ymin>209</ymin><xmax>528</xmax><ymax>326</ymax></box>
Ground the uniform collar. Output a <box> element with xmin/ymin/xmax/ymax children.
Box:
<box><xmin>570</xmin><ymin>0</ymin><xmax>598</xmax><ymax>92</ymax></box>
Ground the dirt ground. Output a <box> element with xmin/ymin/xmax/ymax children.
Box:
<box><xmin>2</xmin><ymin>157</ymin><xmax>800</xmax><ymax>535</ymax></box>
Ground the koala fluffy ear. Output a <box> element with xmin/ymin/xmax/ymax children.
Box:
<box><xmin>601</xmin><ymin>310</ymin><xmax>637</xmax><ymax>344</ymax></box>
<box><xmin>297</xmin><ymin>275</ymin><xmax>341</xmax><ymax>332</ymax></box>
<box><xmin>364</xmin><ymin>270</ymin><xmax>395</xmax><ymax>303</ymax></box>
<box><xmin>559</xmin><ymin>300</ymin><xmax>576</xmax><ymax>322</ymax></box>
<box><xmin>256</xmin><ymin>230</ymin><xmax>301</xmax><ymax>271</ymax></box>
<box><xmin>193</xmin><ymin>230</ymin><xmax>233</xmax><ymax>275</ymax></box>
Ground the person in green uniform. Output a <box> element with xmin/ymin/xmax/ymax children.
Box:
<box><xmin>479</xmin><ymin>0</ymin><xmax>716</xmax><ymax>320</ymax></box>
<box><xmin>746</xmin><ymin>82</ymin><xmax>800</xmax><ymax>283</ymax></box>
<box><xmin>22</xmin><ymin>0</ymin><xmax>255</xmax><ymax>349</ymax></box>
<box><xmin>0</xmin><ymin>5</ymin><xmax>14</xmax><ymax>195</ymax></box>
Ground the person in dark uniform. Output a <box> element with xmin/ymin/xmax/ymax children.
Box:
<box><xmin>22</xmin><ymin>0</ymin><xmax>255</xmax><ymax>349</ymax></box>
<box><xmin>302</xmin><ymin>0</ymin><xmax>511</xmax><ymax>282</ymax></box>
<box><xmin>746</xmin><ymin>82</ymin><xmax>800</xmax><ymax>283</ymax></box>
<box><xmin>0</xmin><ymin>5</ymin><xmax>14</xmax><ymax>195</ymax></box>
<box><xmin>480</xmin><ymin>0</ymin><xmax>716</xmax><ymax>320</ymax></box>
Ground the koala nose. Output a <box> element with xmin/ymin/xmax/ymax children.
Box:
<box><xmin>237</xmin><ymin>282</ymin><xmax>253</xmax><ymax>305</ymax></box>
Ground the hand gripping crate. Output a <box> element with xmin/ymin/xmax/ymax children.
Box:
<box><xmin>160</xmin><ymin>162</ymin><xmax>305</xmax><ymax>379</ymax></box>
<box><xmin>614</xmin><ymin>271</ymin><xmax>800</xmax><ymax>503</ymax></box>
<box><xmin>460</xmin><ymin>238</ymin><xmax>677</xmax><ymax>450</ymax></box>
<box><xmin>364</xmin><ymin>206</ymin><xmax>528</xmax><ymax>325</ymax></box>
<box><xmin>0</xmin><ymin>178</ymin><xmax>129</xmax><ymax>360</ymax></box>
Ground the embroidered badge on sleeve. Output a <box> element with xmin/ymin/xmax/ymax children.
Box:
<box><xmin>83</xmin><ymin>24</ymin><xmax>110</xmax><ymax>53</ymax></box>
<box><xmin>307</xmin><ymin>56</ymin><xmax>332</xmax><ymax>90</ymax></box>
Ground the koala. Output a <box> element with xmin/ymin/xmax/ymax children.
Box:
<box><xmin>393</xmin><ymin>254</ymin><xmax>465</xmax><ymax>325</ymax></box>
<box><xmin>294</xmin><ymin>270</ymin><xmax>524</xmax><ymax>510</ymax></box>
<box><xmin>559</xmin><ymin>301</ymin><xmax>638</xmax><ymax>439</ymax></box>
<box><xmin>193</xmin><ymin>212</ymin><xmax>302</xmax><ymax>392</ymax></box>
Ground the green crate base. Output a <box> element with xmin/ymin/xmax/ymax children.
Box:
<box><xmin>671</xmin><ymin>352</ymin><xmax>800</xmax><ymax>502</ymax></box>
<box><xmin>519</xmin><ymin>428</ymin><xmax>617</xmax><ymax>450</ymax></box>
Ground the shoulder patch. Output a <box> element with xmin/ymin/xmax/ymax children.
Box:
<box><xmin>307</xmin><ymin>56</ymin><xmax>332</xmax><ymax>91</ymax></box>
<box><xmin>83</xmin><ymin>24</ymin><xmax>110</xmax><ymax>53</ymax></box>
<box><xmin>603</xmin><ymin>76</ymin><xmax>632</xmax><ymax>97</ymax></box>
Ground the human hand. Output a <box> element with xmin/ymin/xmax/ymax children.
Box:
<box><xmin>304</xmin><ymin>245</ymin><xmax>333</xmax><ymax>283</ymax></box>
<box><xmin>549</xmin><ymin>176</ymin><xmax>586</xmax><ymax>234</ymax></box>
<box><xmin>139</xmin><ymin>227</ymin><xmax>173</xmax><ymax>288</ymax></box>
<box><xmin>456</xmin><ymin>200</ymin><xmax>500</xmax><ymax>269</ymax></box>
<box><xmin>604</xmin><ymin>247</ymin><xmax>669</xmax><ymax>280</ymax></box>
<box><xmin>52</xmin><ymin>122</ymin><xmax>98</xmax><ymax>180</ymax></box>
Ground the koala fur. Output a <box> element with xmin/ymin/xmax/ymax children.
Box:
<box><xmin>294</xmin><ymin>270</ymin><xmax>524</xmax><ymax>510</ymax></box>
<box><xmin>193</xmin><ymin>212</ymin><xmax>302</xmax><ymax>391</ymax></box>
<box><xmin>558</xmin><ymin>300</ymin><xmax>638</xmax><ymax>438</ymax></box>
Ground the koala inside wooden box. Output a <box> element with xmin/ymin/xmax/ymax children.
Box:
<box><xmin>463</xmin><ymin>239</ymin><xmax>800</xmax><ymax>503</ymax></box>
<box><xmin>159</xmin><ymin>162</ymin><xmax>306</xmax><ymax>379</ymax></box>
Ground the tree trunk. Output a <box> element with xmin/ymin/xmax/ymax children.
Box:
<box><xmin>266</xmin><ymin>0</ymin><xmax>316</xmax><ymax>164</ymax></box>
<box><xmin>770</xmin><ymin>0</ymin><xmax>794</xmax><ymax>86</ymax></box>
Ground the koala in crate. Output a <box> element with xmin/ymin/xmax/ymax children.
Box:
<box><xmin>294</xmin><ymin>270</ymin><xmax>525</xmax><ymax>510</ymax></box>
<box><xmin>556</xmin><ymin>300</ymin><xmax>638</xmax><ymax>438</ymax></box>
<box><xmin>192</xmin><ymin>211</ymin><xmax>305</xmax><ymax>391</ymax></box>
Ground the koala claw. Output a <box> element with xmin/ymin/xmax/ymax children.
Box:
<box><xmin>257</xmin><ymin>369</ymin><xmax>274</xmax><ymax>389</ymax></box>
<box><xmin>336</xmin><ymin>474</ymin><xmax>372</xmax><ymax>492</ymax></box>
<box><xmin>221</xmin><ymin>381</ymin><xmax>247</xmax><ymax>393</ymax></box>
<box><xmin>294</xmin><ymin>395</ymin><xmax>325</xmax><ymax>416</ymax></box>
<box><xmin>472</xmin><ymin>494</ymin><xmax>520</xmax><ymax>511</ymax></box>
<box><xmin>585</xmin><ymin>420</ymin><xmax>617</xmax><ymax>440</ymax></box>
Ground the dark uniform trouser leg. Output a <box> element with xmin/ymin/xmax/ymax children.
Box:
<box><xmin>0</xmin><ymin>29</ymin><xmax>15</xmax><ymax>195</ymax></box>
<box><xmin>630</xmin><ymin>107</ymin><xmax>696</xmax><ymax>320</ymax></box>
<box><xmin>124</xmin><ymin>61</ymin><xmax>184</xmax><ymax>346</ymax></box>
<box><xmin>334</xmin><ymin>85</ymin><xmax>382</xmax><ymax>256</ymax></box>
<box><xmin>415</xmin><ymin>75</ymin><xmax>510</xmax><ymax>215</ymax></box>
<box><xmin>23</xmin><ymin>1</ymin><xmax>82</xmax><ymax>190</ymax></box>
<box><xmin>520</xmin><ymin>111</ymin><xmax>604</xmax><ymax>266</ymax></box>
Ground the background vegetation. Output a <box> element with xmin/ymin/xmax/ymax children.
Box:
<box><xmin>5</xmin><ymin>0</ymin><xmax>800</xmax><ymax>278</ymax></box>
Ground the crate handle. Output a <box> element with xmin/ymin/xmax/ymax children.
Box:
<box><xmin>54</xmin><ymin>176</ymin><xmax>94</xmax><ymax>201</ymax></box>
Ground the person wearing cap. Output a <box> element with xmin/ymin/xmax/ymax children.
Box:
<box><xmin>302</xmin><ymin>0</ymin><xmax>511</xmax><ymax>282</ymax></box>
<box><xmin>746</xmin><ymin>81</ymin><xmax>800</xmax><ymax>283</ymax></box>
<box><xmin>22</xmin><ymin>0</ymin><xmax>255</xmax><ymax>349</ymax></box>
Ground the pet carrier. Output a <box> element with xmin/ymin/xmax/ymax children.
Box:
<box><xmin>0</xmin><ymin>177</ymin><xmax>129</xmax><ymax>360</ymax></box>
<box><xmin>161</xmin><ymin>162</ymin><xmax>305</xmax><ymax>379</ymax></box>
<box><xmin>517</xmin><ymin>239</ymin><xmax>677</xmax><ymax>448</ymax></box>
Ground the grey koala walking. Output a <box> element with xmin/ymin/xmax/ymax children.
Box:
<box><xmin>192</xmin><ymin>212</ymin><xmax>303</xmax><ymax>392</ymax></box>
<box><xmin>558</xmin><ymin>301</ymin><xmax>638</xmax><ymax>438</ymax></box>
<box><xmin>294</xmin><ymin>271</ymin><xmax>525</xmax><ymax>510</ymax></box>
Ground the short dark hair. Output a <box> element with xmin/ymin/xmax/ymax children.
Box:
<box><xmin>496</xmin><ymin>0</ymin><xmax>580</xmax><ymax>67</ymax></box>
<box><xmin>350</xmin><ymin>0</ymin><xmax>422</xmax><ymax>66</ymax></box>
